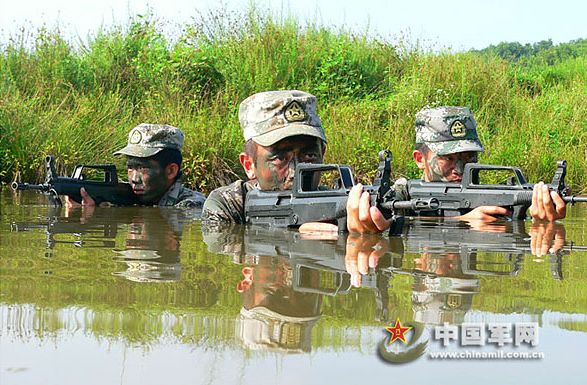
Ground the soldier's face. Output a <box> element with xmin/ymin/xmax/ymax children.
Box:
<box><xmin>127</xmin><ymin>157</ymin><xmax>171</xmax><ymax>204</ymax></box>
<box><xmin>416</xmin><ymin>252</ymin><xmax>461</xmax><ymax>275</ymax></box>
<box><xmin>250</xmin><ymin>136</ymin><xmax>325</xmax><ymax>191</ymax></box>
<box><xmin>421</xmin><ymin>151</ymin><xmax>478</xmax><ymax>182</ymax></box>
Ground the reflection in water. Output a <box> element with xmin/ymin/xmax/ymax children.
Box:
<box><xmin>11</xmin><ymin>206</ymin><xmax>195</xmax><ymax>283</ymax></box>
<box><xmin>205</xmin><ymin>227</ymin><xmax>327</xmax><ymax>352</ymax></box>
<box><xmin>3</xmin><ymin>203</ymin><xmax>225</xmax><ymax>345</ymax></box>
<box><xmin>204</xmin><ymin>218</ymin><xmax>587</xmax><ymax>357</ymax></box>
<box><xmin>235</xmin><ymin>256</ymin><xmax>321</xmax><ymax>352</ymax></box>
<box><xmin>2</xmin><ymin>191</ymin><xmax>587</xmax><ymax>365</ymax></box>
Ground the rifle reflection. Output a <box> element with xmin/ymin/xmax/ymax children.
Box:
<box><xmin>10</xmin><ymin>207</ymin><xmax>117</xmax><ymax>253</ymax></box>
<box><xmin>10</xmin><ymin>206</ymin><xmax>195</xmax><ymax>283</ymax></box>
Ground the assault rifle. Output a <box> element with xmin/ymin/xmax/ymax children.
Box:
<box><xmin>405</xmin><ymin>161</ymin><xmax>587</xmax><ymax>219</ymax></box>
<box><xmin>11</xmin><ymin>155</ymin><xmax>138</xmax><ymax>206</ymax></box>
<box><xmin>244</xmin><ymin>150</ymin><xmax>439</xmax><ymax>230</ymax></box>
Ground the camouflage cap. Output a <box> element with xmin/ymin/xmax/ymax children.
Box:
<box><xmin>415</xmin><ymin>106</ymin><xmax>484</xmax><ymax>156</ymax></box>
<box><xmin>114</xmin><ymin>123</ymin><xmax>184</xmax><ymax>157</ymax></box>
<box><xmin>239</xmin><ymin>90</ymin><xmax>327</xmax><ymax>147</ymax></box>
<box><xmin>235</xmin><ymin>306</ymin><xmax>319</xmax><ymax>352</ymax></box>
<box><xmin>412</xmin><ymin>275</ymin><xmax>479</xmax><ymax>325</ymax></box>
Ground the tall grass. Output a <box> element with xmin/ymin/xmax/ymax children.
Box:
<box><xmin>1</xmin><ymin>8</ymin><xmax>586</xmax><ymax>194</ymax></box>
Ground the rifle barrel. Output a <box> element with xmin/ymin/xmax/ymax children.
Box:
<box><xmin>11</xmin><ymin>182</ymin><xmax>49</xmax><ymax>192</ymax></box>
<box><xmin>564</xmin><ymin>196</ymin><xmax>587</xmax><ymax>204</ymax></box>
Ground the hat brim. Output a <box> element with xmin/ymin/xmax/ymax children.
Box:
<box><xmin>113</xmin><ymin>145</ymin><xmax>164</xmax><ymax>157</ymax></box>
<box><xmin>251</xmin><ymin>124</ymin><xmax>327</xmax><ymax>147</ymax></box>
<box><xmin>426</xmin><ymin>139</ymin><xmax>484</xmax><ymax>156</ymax></box>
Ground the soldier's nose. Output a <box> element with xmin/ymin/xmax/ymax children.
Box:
<box><xmin>129</xmin><ymin>170</ymin><xmax>142</xmax><ymax>184</ymax></box>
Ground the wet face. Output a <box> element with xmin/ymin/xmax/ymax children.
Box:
<box><xmin>126</xmin><ymin>157</ymin><xmax>173</xmax><ymax>204</ymax></box>
<box><xmin>418</xmin><ymin>150</ymin><xmax>478</xmax><ymax>182</ymax></box>
<box><xmin>244</xmin><ymin>136</ymin><xmax>325</xmax><ymax>191</ymax></box>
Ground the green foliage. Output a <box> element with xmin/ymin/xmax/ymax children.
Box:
<box><xmin>1</xmin><ymin>7</ymin><xmax>586</xmax><ymax>192</ymax></box>
<box><xmin>474</xmin><ymin>38</ymin><xmax>587</xmax><ymax>66</ymax></box>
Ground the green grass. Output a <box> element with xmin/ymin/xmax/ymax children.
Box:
<box><xmin>1</xmin><ymin>7</ymin><xmax>586</xmax><ymax>194</ymax></box>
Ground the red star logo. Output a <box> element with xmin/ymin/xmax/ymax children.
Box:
<box><xmin>386</xmin><ymin>318</ymin><xmax>412</xmax><ymax>344</ymax></box>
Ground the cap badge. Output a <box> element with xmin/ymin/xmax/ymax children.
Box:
<box><xmin>450</xmin><ymin>120</ymin><xmax>466</xmax><ymax>138</ymax></box>
<box><xmin>284</xmin><ymin>101</ymin><xmax>306</xmax><ymax>122</ymax></box>
<box><xmin>129</xmin><ymin>129</ymin><xmax>142</xmax><ymax>144</ymax></box>
<box><xmin>446</xmin><ymin>294</ymin><xmax>462</xmax><ymax>309</ymax></box>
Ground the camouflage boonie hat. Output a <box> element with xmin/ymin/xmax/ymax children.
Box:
<box><xmin>114</xmin><ymin>123</ymin><xmax>184</xmax><ymax>157</ymax></box>
<box><xmin>239</xmin><ymin>90</ymin><xmax>327</xmax><ymax>146</ymax></box>
<box><xmin>415</xmin><ymin>106</ymin><xmax>484</xmax><ymax>155</ymax></box>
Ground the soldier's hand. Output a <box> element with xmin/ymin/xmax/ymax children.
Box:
<box><xmin>299</xmin><ymin>222</ymin><xmax>339</xmax><ymax>234</ymax></box>
<box><xmin>64</xmin><ymin>188</ymin><xmax>105</xmax><ymax>221</ymax></box>
<box><xmin>528</xmin><ymin>221</ymin><xmax>566</xmax><ymax>256</ymax></box>
<box><xmin>346</xmin><ymin>184</ymin><xmax>392</xmax><ymax>234</ymax></box>
<box><xmin>529</xmin><ymin>182</ymin><xmax>566</xmax><ymax>222</ymax></box>
<box><xmin>345</xmin><ymin>234</ymin><xmax>387</xmax><ymax>287</ymax></box>
<box><xmin>457</xmin><ymin>206</ymin><xmax>511</xmax><ymax>221</ymax></box>
<box><xmin>64</xmin><ymin>187</ymin><xmax>96</xmax><ymax>208</ymax></box>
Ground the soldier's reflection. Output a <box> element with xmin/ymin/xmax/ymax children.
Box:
<box><xmin>346</xmin><ymin>220</ymin><xmax>570</xmax><ymax>363</ymax></box>
<box><xmin>203</xmin><ymin>226</ymin><xmax>327</xmax><ymax>352</ymax></box>
<box><xmin>113</xmin><ymin>209</ymin><xmax>185</xmax><ymax>283</ymax></box>
<box><xmin>63</xmin><ymin>204</ymin><xmax>193</xmax><ymax>283</ymax></box>
<box><xmin>411</xmin><ymin>252</ymin><xmax>479</xmax><ymax>325</ymax></box>
<box><xmin>234</xmin><ymin>255</ymin><xmax>322</xmax><ymax>353</ymax></box>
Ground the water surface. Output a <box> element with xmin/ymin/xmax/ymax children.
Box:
<box><xmin>1</xmin><ymin>189</ymin><xmax>586</xmax><ymax>385</ymax></box>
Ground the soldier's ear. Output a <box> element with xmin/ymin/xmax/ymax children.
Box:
<box><xmin>165</xmin><ymin>163</ymin><xmax>180</xmax><ymax>180</ymax></box>
<box><xmin>413</xmin><ymin>150</ymin><xmax>426</xmax><ymax>170</ymax></box>
<box><xmin>240</xmin><ymin>152</ymin><xmax>256</xmax><ymax>180</ymax></box>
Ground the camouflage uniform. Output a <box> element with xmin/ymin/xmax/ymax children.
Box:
<box><xmin>115</xmin><ymin>123</ymin><xmax>206</xmax><ymax>208</ymax></box>
<box><xmin>202</xmin><ymin>90</ymin><xmax>326</xmax><ymax>224</ymax></box>
<box><xmin>157</xmin><ymin>178</ymin><xmax>206</xmax><ymax>208</ymax></box>
<box><xmin>395</xmin><ymin>106</ymin><xmax>485</xmax><ymax>216</ymax></box>
<box><xmin>201</xmin><ymin>180</ymin><xmax>258</xmax><ymax>223</ymax></box>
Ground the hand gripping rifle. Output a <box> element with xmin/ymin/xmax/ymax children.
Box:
<box><xmin>405</xmin><ymin>161</ymin><xmax>587</xmax><ymax>219</ymax></box>
<box><xmin>11</xmin><ymin>155</ymin><xmax>138</xmax><ymax>206</ymax></box>
<box><xmin>244</xmin><ymin>150</ymin><xmax>439</xmax><ymax>231</ymax></box>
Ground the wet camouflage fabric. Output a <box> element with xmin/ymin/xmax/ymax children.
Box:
<box><xmin>239</xmin><ymin>90</ymin><xmax>327</xmax><ymax>146</ymax></box>
<box><xmin>415</xmin><ymin>106</ymin><xmax>484</xmax><ymax>156</ymax></box>
<box><xmin>201</xmin><ymin>179</ymin><xmax>258</xmax><ymax>224</ymax></box>
<box><xmin>114</xmin><ymin>123</ymin><xmax>184</xmax><ymax>158</ymax></box>
<box><xmin>158</xmin><ymin>178</ymin><xmax>206</xmax><ymax>208</ymax></box>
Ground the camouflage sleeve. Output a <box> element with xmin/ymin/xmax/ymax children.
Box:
<box><xmin>392</xmin><ymin>177</ymin><xmax>410</xmax><ymax>201</ymax></box>
<box><xmin>174</xmin><ymin>191</ymin><xmax>206</xmax><ymax>209</ymax></box>
<box><xmin>201</xmin><ymin>181</ymin><xmax>248</xmax><ymax>224</ymax></box>
<box><xmin>392</xmin><ymin>177</ymin><xmax>414</xmax><ymax>216</ymax></box>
